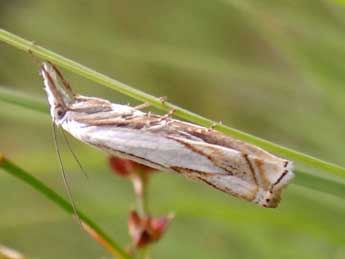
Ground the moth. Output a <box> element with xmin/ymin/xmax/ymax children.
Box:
<box><xmin>40</xmin><ymin>61</ymin><xmax>294</xmax><ymax>208</ymax></box>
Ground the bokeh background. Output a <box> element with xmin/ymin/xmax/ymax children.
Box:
<box><xmin>1</xmin><ymin>0</ymin><xmax>345</xmax><ymax>258</ymax></box>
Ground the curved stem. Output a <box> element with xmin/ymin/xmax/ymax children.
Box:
<box><xmin>130</xmin><ymin>173</ymin><xmax>151</xmax><ymax>259</ymax></box>
<box><xmin>0</xmin><ymin>87</ymin><xmax>47</xmax><ymax>114</ymax></box>
<box><xmin>0</xmin><ymin>155</ymin><xmax>131</xmax><ymax>259</ymax></box>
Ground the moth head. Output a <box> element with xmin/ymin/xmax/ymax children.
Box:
<box><xmin>255</xmin><ymin>168</ymin><xmax>294</xmax><ymax>208</ymax></box>
<box><xmin>257</xmin><ymin>190</ymin><xmax>282</xmax><ymax>208</ymax></box>
<box><xmin>40</xmin><ymin>62</ymin><xmax>75</xmax><ymax>125</ymax></box>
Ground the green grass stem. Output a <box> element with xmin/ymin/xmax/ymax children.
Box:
<box><xmin>0</xmin><ymin>28</ymin><xmax>345</xmax><ymax>181</ymax></box>
<box><xmin>0</xmin><ymin>155</ymin><xmax>131</xmax><ymax>259</ymax></box>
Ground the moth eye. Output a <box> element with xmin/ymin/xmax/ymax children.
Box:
<box><xmin>55</xmin><ymin>108</ymin><xmax>66</xmax><ymax>119</ymax></box>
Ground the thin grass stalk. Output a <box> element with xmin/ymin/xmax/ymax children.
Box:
<box><xmin>0</xmin><ymin>154</ymin><xmax>131</xmax><ymax>259</ymax></box>
<box><xmin>0</xmin><ymin>28</ymin><xmax>345</xmax><ymax>180</ymax></box>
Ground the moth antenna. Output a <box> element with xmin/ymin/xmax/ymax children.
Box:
<box><xmin>208</xmin><ymin>121</ymin><xmax>222</xmax><ymax>131</ymax></box>
<box><xmin>61</xmin><ymin>129</ymin><xmax>88</xmax><ymax>179</ymax></box>
<box><xmin>52</xmin><ymin>123</ymin><xmax>82</xmax><ymax>226</ymax></box>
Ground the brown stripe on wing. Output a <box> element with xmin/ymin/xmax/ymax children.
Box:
<box><xmin>269</xmin><ymin>170</ymin><xmax>289</xmax><ymax>192</ymax></box>
<box><xmin>195</xmin><ymin>176</ymin><xmax>256</xmax><ymax>202</ymax></box>
<box><xmin>170</xmin><ymin>166</ymin><xmax>230</xmax><ymax>176</ymax></box>
<box><xmin>50</xmin><ymin>62</ymin><xmax>75</xmax><ymax>94</ymax></box>
<box><xmin>167</xmin><ymin>136</ymin><xmax>235</xmax><ymax>176</ymax></box>
<box><xmin>74</xmin><ymin>112</ymin><xmax>163</xmax><ymax>129</ymax></box>
<box><xmin>253</xmin><ymin>158</ymin><xmax>271</xmax><ymax>190</ymax></box>
<box><xmin>243</xmin><ymin>154</ymin><xmax>259</xmax><ymax>196</ymax></box>
<box><xmin>175</xmin><ymin>121</ymin><xmax>282</xmax><ymax>163</ymax></box>
<box><xmin>171</xmin><ymin>166</ymin><xmax>240</xmax><ymax>197</ymax></box>
<box><xmin>42</xmin><ymin>66</ymin><xmax>66</xmax><ymax>108</ymax></box>
<box><xmin>169</xmin><ymin>136</ymin><xmax>261</xmax><ymax>201</ymax></box>
<box><xmin>196</xmin><ymin>176</ymin><xmax>227</xmax><ymax>192</ymax></box>
<box><xmin>171</xmin><ymin>166</ymin><xmax>256</xmax><ymax>202</ymax></box>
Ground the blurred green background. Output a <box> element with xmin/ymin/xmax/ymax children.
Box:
<box><xmin>1</xmin><ymin>0</ymin><xmax>345</xmax><ymax>258</ymax></box>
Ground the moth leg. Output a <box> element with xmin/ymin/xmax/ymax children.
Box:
<box><xmin>143</xmin><ymin>110</ymin><xmax>175</xmax><ymax>130</ymax></box>
<box><xmin>159</xmin><ymin>96</ymin><xmax>167</xmax><ymax>104</ymax></box>
<box><xmin>27</xmin><ymin>40</ymin><xmax>37</xmax><ymax>55</ymax></box>
<box><xmin>145</xmin><ymin>112</ymin><xmax>152</xmax><ymax>127</ymax></box>
<box><xmin>160</xmin><ymin>108</ymin><xmax>176</xmax><ymax>120</ymax></box>
<box><xmin>145</xmin><ymin>108</ymin><xmax>175</xmax><ymax>123</ymax></box>
<box><xmin>134</xmin><ymin>96</ymin><xmax>166</xmax><ymax>110</ymax></box>
<box><xmin>142</xmin><ymin>108</ymin><xmax>175</xmax><ymax>131</ymax></box>
<box><xmin>208</xmin><ymin>121</ymin><xmax>222</xmax><ymax>131</ymax></box>
<box><xmin>133</xmin><ymin>102</ymin><xmax>150</xmax><ymax>110</ymax></box>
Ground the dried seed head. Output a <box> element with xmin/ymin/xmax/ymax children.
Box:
<box><xmin>150</xmin><ymin>214</ymin><xmax>174</xmax><ymax>241</ymax></box>
<box><xmin>108</xmin><ymin>156</ymin><xmax>133</xmax><ymax>177</ymax></box>
<box><xmin>108</xmin><ymin>156</ymin><xmax>157</xmax><ymax>178</ymax></box>
<box><xmin>128</xmin><ymin>210</ymin><xmax>173</xmax><ymax>248</ymax></box>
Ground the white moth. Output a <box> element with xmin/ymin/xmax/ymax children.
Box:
<box><xmin>41</xmin><ymin>61</ymin><xmax>294</xmax><ymax>208</ymax></box>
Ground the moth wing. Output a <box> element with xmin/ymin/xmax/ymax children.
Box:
<box><xmin>65</xmin><ymin>123</ymin><xmax>230</xmax><ymax>174</ymax></box>
<box><xmin>175</xmin><ymin>120</ymin><xmax>294</xmax><ymax>183</ymax></box>
<box><xmin>64</xmin><ymin>119</ymin><xmax>263</xmax><ymax>201</ymax></box>
<box><xmin>169</xmin><ymin>136</ymin><xmax>294</xmax><ymax>192</ymax></box>
<box><xmin>246</xmin><ymin>154</ymin><xmax>294</xmax><ymax>191</ymax></box>
<box><xmin>160</xmin><ymin>136</ymin><xmax>268</xmax><ymax>201</ymax></box>
<box><xmin>63</xmin><ymin>112</ymin><xmax>293</xmax><ymax>206</ymax></box>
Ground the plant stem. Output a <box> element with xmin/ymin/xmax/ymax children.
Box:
<box><xmin>133</xmin><ymin>173</ymin><xmax>149</xmax><ymax>217</ymax></box>
<box><xmin>1</xmin><ymin>28</ymin><xmax>345</xmax><ymax>180</ymax></box>
<box><xmin>0</xmin><ymin>87</ymin><xmax>47</xmax><ymax>114</ymax></box>
<box><xmin>294</xmin><ymin>169</ymin><xmax>345</xmax><ymax>199</ymax></box>
<box><xmin>0</xmin><ymin>154</ymin><xmax>131</xmax><ymax>259</ymax></box>
<box><xmin>131</xmin><ymin>173</ymin><xmax>151</xmax><ymax>259</ymax></box>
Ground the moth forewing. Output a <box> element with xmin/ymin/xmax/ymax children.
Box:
<box><xmin>164</xmin><ymin>135</ymin><xmax>294</xmax><ymax>207</ymax></box>
<box><xmin>41</xmin><ymin>61</ymin><xmax>294</xmax><ymax>208</ymax></box>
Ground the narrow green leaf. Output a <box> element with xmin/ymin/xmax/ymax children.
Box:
<box><xmin>0</xmin><ymin>155</ymin><xmax>131</xmax><ymax>259</ymax></box>
<box><xmin>0</xmin><ymin>87</ymin><xmax>47</xmax><ymax>114</ymax></box>
<box><xmin>0</xmin><ymin>28</ymin><xmax>345</xmax><ymax>181</ymax></box>
<box><xmin>294</xmin><ymin>170</ymin><xmax>345</xmax><ymax>200</ymax></box>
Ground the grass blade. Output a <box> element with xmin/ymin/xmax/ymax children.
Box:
<box><xmin>0</xmin><ymin>154</ymin><xmax>131</xmax><ymax>259</ymax></box>
<box><xmin>294</xmin><ymin>170</ymin><xmax>345</xmax><ymax>200</ymax></box>
<box><xmin>0</xmin><ymin>29</ymin><xmax>345</xmax><ymax>180</ymax></box>
<box><xmin>0</xmin><ymin>87</ymin><xmax>47</xmax><ymax>114</ymax></box>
